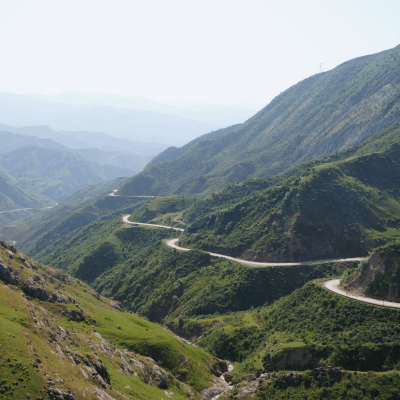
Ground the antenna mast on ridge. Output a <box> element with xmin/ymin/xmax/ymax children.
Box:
<box><xmin>319</xmin><ymin>63</ymin><xmax>323</xmax><ymax>73</ymax></box>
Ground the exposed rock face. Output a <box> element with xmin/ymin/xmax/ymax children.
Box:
<box><xmin>60</xmin><ymin>308</ymin><xmax>86</xmax><ymax>322</ymax></box>
<box><xmin>110</xmin><ymin>301</ymin><xmax>122</xmax><ymax>310</ymax></box>
<box><xmin>263</xmin><ymin>348</ymin><xmax>320</xmax><ymax>371</ymax></box>
<box><xmin>151</xmin><ymin>365</ymin><xmax>168</xmax><ymax>389</ymax></box>
<box><xmin>22</xmin><ymin>276</ymin><xmax>49</xmax><ymax>300</ymax></box>
<box><xmin>47</xmin><ymin>387</ymin><xmax>75</xmax><ymax>400</ymax></box>
<box><xmin>0</xmin><ymin>262</ymin><xmax>21</xmax><ymax>285</ymax></box>
<box><xmin>200</xmin><ymin>376</ymin><xmax>230</xmax><ymax>400</ymax></box>
<box><xmin>344</xmin><ymin>247</ymin><xmax>400</xmax><ymax>301</ymax></box>
<box><xmin>49</xmin><ymin>291</ymin><xmax>75</xmax><ymax>304</ymax></box>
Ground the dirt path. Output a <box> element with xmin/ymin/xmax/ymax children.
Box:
<box><xmin>123</xmin><ymin>215</ymin><xmax>368</xmax><ymax>267</ymax></box>
<box><xmin>323</xmin><ymin>279</ymin><xmax>400</xmax><ymax>308</ymax></box>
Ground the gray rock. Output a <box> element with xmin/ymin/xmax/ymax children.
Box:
<box><xmin>47</xmin><ymin>387</ymin><xmax>75</xmax><ymax>400</ymax></box>
<box><xmin>49</xmin><ymin>291</ymin><xmax>75</xmax><ymax>304</ymax></box>
<box><xmin>0</xmin><ymin>262</ymin><xmax>20</xmax><ymax>285</ymax></box>
<box><xmin>22</xmin><ymin>277</ymin><xmax>49</xmax><ymax>300</ymax></box>
<box><xmin>151</xmin><ymin>365</ymin><xmax>168</xmax><ymax>389</ymax></box>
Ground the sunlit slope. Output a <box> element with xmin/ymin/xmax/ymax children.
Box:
<box><xmin>118</xmin><ymin>45</ymin><xmax>400</xmax><ymax>197</ymax></box>
<box><xmin>0</xmin><ymin>240</ymin><xmax>217</xmax><ymax>399</ymax></box>
<box><xmin>179</xmin><ymin>126</ymin><xmax>400</xmax><ymax>262</ymax></box>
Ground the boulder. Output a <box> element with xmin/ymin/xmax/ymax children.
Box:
<box><xmin>47</xmin><ymin>387</ymin><xmax>75</xmax><ymax>400</ymax></box>
<box><xmin>22</xmin><ymin>277</ymin><xmax>49</xmax><ymax>301</ymax></box>
<box><xmin>0</xmin><ymin>262</ymin><xmax>21</xmax><ymax>285</ymax></box>
<box><xmin>151</xmin><ymin>365</ymin><xmax>168</xmax><ymax>389</ymax></box>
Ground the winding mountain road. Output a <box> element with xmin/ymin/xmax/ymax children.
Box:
<box><xmin>122</xmin><ymin>215</ymin><xmax>368</xmax><ymax>267</ymax></box>
<box><xmin>323</xmin><ymin>279</ymin><xmax>400</xmax><ymax>308</ymax></box>
<box><xmin>122</xmin><ymin>212</ymin><xmax>400</xmax><ymax>308</ymax></box>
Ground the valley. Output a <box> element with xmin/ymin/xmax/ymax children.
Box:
<box><xmin>2</xmin><ymin>42</ymin><xmax>400</xmax><ymax>400</ymax></box>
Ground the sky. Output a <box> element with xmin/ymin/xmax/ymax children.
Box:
<box><xmin>0</xmin><ymin>0</ymin><xmax>399</xmax><ymax>107</ymax></box>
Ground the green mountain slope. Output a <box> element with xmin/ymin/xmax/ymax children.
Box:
<box><xmin>0</xmin><ymin>174</ymin><xmax>55</xmax><ymax>228</ymax></box>
<box><xmin>118</xmin><ymin>44</ymin><xmax>400</xmax><ymax>197</ymax></box>
<box><xmin>177</xmin><ymin>125</ymin><xmax>400</xmax><ymax>262</ymax></box>
<box><xmin>0</xmin><ymin>146</ymin><xmax>134</xmax><ymax>202</ymax></box>
<box><xmin>0</xmin><ymin>175</ymin><xmax>54</xmax><ymax>213</ymax></box>
<box><xmin>1</xmin><ymin>177</ymin><xmax>145</xmax><ymax>254</ymax></box>
<box><xmin>146</xmin><ymin>124</ymin><xmax>241</xmax><ymax>168</ymax></box>
<box><xmin>0</xmin><ymin>240</ymin><xmax>218</xmax><ymax>399</ymax></box>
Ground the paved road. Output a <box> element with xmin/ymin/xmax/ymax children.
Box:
<box><xmin>122</xmin><ymin>215</ymin><xmax>184</xmax><ymax>232</ymax></box>
<box><xmin>123</xmin><ymin>214</ymin><xmax>368</xmax><ymax>267</ymax></box>
<box><xmin>0</xmin><ymin>204</ymin><xmax>57</xmax><ymax>214</ymax></box>
<box><xmin>109</xmin><ymin>189</ymin><xmax>159</xmax><ymax>198</ymax></box>
<box><xmin>323</xmin><ymin>279</ymin><xmax>400</xmax><ymax>308</ymax></box>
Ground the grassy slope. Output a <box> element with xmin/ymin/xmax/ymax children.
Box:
<box><xmin>118</xmin><ymin>45</ymin><xmax>400</xmax><ymax>198</ymax></box>
<box><xmin>178</xmin><ymin>126</ymin><xmax>400</xmax><ymax>262</ymax></box>
<box><xmin>0</xmin><ymin>242</ymin><xmax>216</xmax><ymax>399</ymax></box>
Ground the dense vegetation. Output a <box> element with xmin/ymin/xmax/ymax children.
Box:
<box><xmin>178</xmin><ymin>128</ymin><xmax>400</xmax><ymax>261</ymax></box>
<box><xmin>193</xmin><ymin>282</ymin><xmax>400</xmax><ymax>373</ymax></box>
<box><xmin>118</xmin><ymin>45</ymin><xmax>400</xmax><ymax>197</ymax></box>
<box><xmin>32</xmin><ymin>212</ymin><xmax>354</xmax><ymax>322</ymax></box>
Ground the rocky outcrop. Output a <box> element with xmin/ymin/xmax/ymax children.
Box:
<box><xmin>200</xmin><ymin>376</ymin><xmax>230</xmax><ymax>400</ymax></box>
<box><xmin>22</xmin><ymin>276</ymin><xmax>49</xmax><ymax>300</ymax></box>
<box><xmin>0</xmin><ymin>262</ymin><xmax>21</xmax><ymax>285</ymax></box>
<box><xmin>151</xmin><ymin>365</ymin><xmax>168</xmax><ymax>389</ymax></box>
<box><xmin>49</xmin><ymin>291</ymin><xmax>75</xmax><ymax>304</ymax></box>
<box><xmin>47</xmin><ymin>388</ymin><xmax>75</xmax><ymax>400</ymax></box>
<box><xmin>344</xmin><ymin>245</ymin><xmax>400</xmax><ymax>301</ymax></box>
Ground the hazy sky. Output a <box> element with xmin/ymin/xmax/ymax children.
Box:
<box><xmin>1</xmin><ymin>0</ymin><xmax>399</xmax><ymax>106</ymax></box>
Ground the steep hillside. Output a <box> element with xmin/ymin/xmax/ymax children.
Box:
<box><xmin>0</xmin><ymin>146</ymin><xmax>134</xmax><ymax>202</ymax></box>
<box><xmin>118</xmin><ymin>44</ymin><xmax>400</xmax><ymax>197</ymax></box>
<box><xmin>178</xmin><ymin>126</ymin><xmax>400</xmax><ymax>262</ymax></box>
<box><xmin>0</xmin><ymin>174</ymin><xmax>55</xmax><ymax>228</ymax></box>
<box><xmin>1</xmin><ymin>178</ymin><xmax>144</xmax><ymax>254</ymax></box>
<box><xmin>0</xmin><ymin>175</ymin><xmax>54</xmax><ymax>213</ymax></box>
<box><xmin>30</xmin><ymin>212</ymin><xmax>352</xmax><ymax>322</ymax></box>
<box><xmin>343</xmin><ymin>241</ymin><xmax>400</xmax><ymax>302</ymax></box>
<box><xmin>146</xmin><ymin>124</ymin><xmax>241</xmax><ymax>167</ymax></box>
<box><xmin>0</xmin><ymin>240</ymin><xmax>219</xmax><ymax>399</ymax></box>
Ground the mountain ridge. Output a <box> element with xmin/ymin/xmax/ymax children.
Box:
<box><xmin>118</xmin><ymin>44</ymin><xmax>400</xmax><ymax>197</ymax></box>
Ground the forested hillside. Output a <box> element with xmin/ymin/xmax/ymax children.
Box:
<box><xmin>118</xmin><ymin>45</ymin><xmax>400</xmax><ymax>197</ymax></box>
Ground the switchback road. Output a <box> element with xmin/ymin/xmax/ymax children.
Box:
<box><xmin>122</xmin><ymin>215</ymin><xmax>368</xmax><ymax>267</ymax></box>
<box><xmin>323</xmin><ymin>279</ymin><xmax>400</xmax><ymax>308</ymax></box>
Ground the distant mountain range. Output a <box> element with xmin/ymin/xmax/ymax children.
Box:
<box><xmin>27</xmin><ymin>92</ymin><xmax>261</xmax><ymax>128</ymax></box>
<box><xmin>0</xmin><ymin>124</ymin><xmax>167</xmax><ymax>155</ymax></box>
<box><xmin>118</xmin><ymin>44</ymin><xmax>400</xmax><ymax>197</ymax></box>
<box><xmin>0</xmin><ymin>145</ymin><xmax>133</xmax><ymax>203</ymax></box>
<box><xmin>0</xmin><ymin>130</ymin><xmax>153</xmax><ymax>172</ymax></box>
<box><xmin>0</xmin><ymin>92</ymin><xmax>222</xmax><ymax>146</ymax></box>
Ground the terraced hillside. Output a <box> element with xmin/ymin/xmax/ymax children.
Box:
<box><xmin>118</xmin><ymin>44</ymin><xmax>400</xmax><ymax>197</ymax></box>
